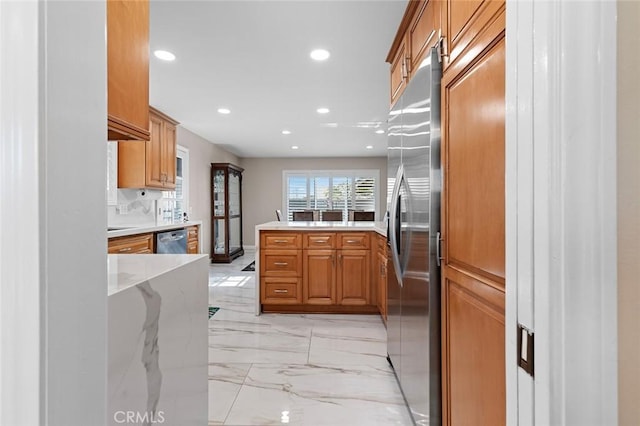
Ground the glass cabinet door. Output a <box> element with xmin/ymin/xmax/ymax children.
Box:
<box><xmin>211</xmin><ymin>163</ymin><xmax>244</xmax><ymax>263</ymax></box>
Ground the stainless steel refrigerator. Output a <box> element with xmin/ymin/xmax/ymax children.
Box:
<box><xmin>387</xmin><ymin>47</ymin><xmax>441</xmax><ymax>425</ymax></box>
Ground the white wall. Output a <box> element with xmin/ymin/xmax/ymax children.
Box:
<box><xmin>240</xmin><ymin>156</ymin><xmax>387</xmax><ymax>246</ymax></box>
<box><xmin>1</xmin><ymin>1</ymin><xmax>107</xmax><ymax>424</ymax></box>
<box><xmin>177</xmin><ymin>126</ymin><xmax>239</xmax><ymax>256</ymax></box>
<box><xmin>617</xmin><ymin>1</ymin><xmax>640</xmax><ymax>424</ymax></box>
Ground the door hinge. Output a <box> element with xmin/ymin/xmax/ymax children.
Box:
<box><xmin>437</xmin><ymin>34</ymin><xmax>448</xmax><ymax>63</ymax></box>
<box><xmin>517</xmin><ymin>324</ymin><xmax>534</xmax><ymax>377</ymax></box>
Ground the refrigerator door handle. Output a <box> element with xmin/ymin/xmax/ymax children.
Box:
<box><xmin>389</xmin><ymin>164</ymin><xmax>404</xmax><ymax>286</ymax></box>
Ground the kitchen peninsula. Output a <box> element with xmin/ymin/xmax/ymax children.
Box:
<box><xmin>107</xmin><ymin>253</ymin><xmax>208</xmax><ymax>425</ymax></box>
<box><xmin>254</xmin><ymin>221</ymin><xmax>388</xmax><ymax>318</ymax></box>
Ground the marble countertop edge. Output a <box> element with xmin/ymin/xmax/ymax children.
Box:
<box><xmin>107</xmin><ymin>253</ymin><xmax>208</xmax><ymax>296</ymax></box>
<box><xmin>107</xmin><ymin>220</ymin><xmax>203</xmax><ymax>238</ymax></box>
<box><xmin>255</xmin><ymin>221</ymin><xmax>387</xmax><ymax>237</ymax></box>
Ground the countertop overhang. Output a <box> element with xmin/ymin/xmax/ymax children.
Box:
<box><xmin>255</xmin><ymin>221</ymin><xmax>387</xmax><ymax>237</ymax></box>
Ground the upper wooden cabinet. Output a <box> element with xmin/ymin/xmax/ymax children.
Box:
<box><xmin>386</xmin><ymin>0</ymin><xmax>444</xmax><ymax>105</ymax></box>
<box><xmin>107</xmin><ymin>0</ymin><xmax>150</xmax><ymax>141</ymax></box>
<box><xmin>118</xmin><ymin>107</ymin><xmax>179</xmax><ymax>189</ymax></box>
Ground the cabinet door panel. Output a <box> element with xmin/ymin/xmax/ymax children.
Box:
<box><xmin>409</xmin><ymin>0</ymin><xmax>441</xmax><ymax>71</ymax></box>
<box><xmin>337</xmin><ymin>249</ymin><xmax>370</xmax><ymax>305</ymax></box>
<box><xmin>390</xmin><ymin>38</ymin><xmax>408</xmax><ymax>105</ymax></box>
<box><xmin>444</xmin><ymin>277</ymin><xmax>505</xmax><ymax>425</ymax></box>
<box><xmin>449</xmin><ymin>0</ymin><xmax>483</xmax><ymax>43</ymax></box>
<box><xmin>107</xmin><ymin>0</ymin><xmax>149</xmax><ymax>141</ymax></box>
<box><xmin>303</xmin><ymin>250</ymin><xmax>335</xmax><ymax>305</ymax></box>
<box><xmin>446</xmin><ymin>38</ymin><xmax>505</xmax><ymax>282</ymax></box>
<box><xmin>163</xmin><ymin>122</ymin><xmax>177</xmax><ymax>188</ymax></box>
<box><xmin>146</xmin><ymin>114</ymin><xmax>164</xmax><ymax>188</ymax></box>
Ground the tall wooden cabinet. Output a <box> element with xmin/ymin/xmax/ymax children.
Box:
<box><xmin>211</xmin><ymin>163</ymin><xmax>244</xmax><ymax>263</ymax></box>
<box><xmin>387</xmin><ymin>1</ymin><xmax>507</xmax><ymax>424</ymax></box>
<box><xmin>440</xmin><ymin>3</ymin><xmax>506</xmax><ymax>424</ymax></box>
<box><xmin>118</xmin><ymin>107</ymin><xmax>179</xmax><ymax>189</ymax></box>
<box><xmin>107</xmin><ymin>0</ymin><xmax>150</xmax><ymax>141</ymax></box>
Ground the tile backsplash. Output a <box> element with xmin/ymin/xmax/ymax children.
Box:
<box><xmin>107</xmin><ymin>188</ymin><xmax>160</xmax><ymax>227</ymax></box>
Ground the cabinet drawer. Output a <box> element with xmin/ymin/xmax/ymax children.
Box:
<box><xmin>304</xmin><ymin>233</ymin><xmax>336</xmax><ymax>249</ymax></box>
<box><xmin>108</xmin><ymin>233</ymin><xmax>154</xmax><ymax>254</ymax></box>
<box><xmin>261</xmin><ymin>250</ymin><xmax>302</xmax><ymax>276</ymax></box>
<box><xmin>261</xmin><ymin>232</ymin><xmax>302</xmax><ymax>249</ymax></box>
<box><xmin>261</xmin><ymin>277</ymin><xmax>302</xmax><ymax>304</ymax></box>
<box><xmin>187</xmin><ymin>240</ymin><xmax>198</xmax><ymax>254</ymax></box>
<box><xmin>338</xmin><ymin>233</ymin><xmax>370</xmax><ymax>249</ymax></box>
<box><xmin>186</xmin><ymin>226</ymin><xmax>198</xmax><ymax>242</ymax></box>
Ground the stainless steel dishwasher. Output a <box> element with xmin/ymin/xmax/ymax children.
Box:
<box><xmin>156</xmin><ymin>229</ymin><xmax>187</xmax><ymax>254</ymax></box>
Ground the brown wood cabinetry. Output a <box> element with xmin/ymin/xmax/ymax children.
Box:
<box><xmin>374</xmin><ymin>233</ymin><xmax>388</xmax><ymax>322</ymax></box>
<box><xmin>303</xmin><ymin>233</ymin><xmax>336</xmax><ymax>305</ymax></box>
<box><xmin>440</xmin><ymin>1</ymin><xmax>506</xmax><ymax>425</ymax></box>
<box><xmin>108</xmin><ymin>233</ymin><xmax>154</xmax><ymax>254</ymax></box>
<box><xmin>107</xmin><ymin>0</ymin><xmax>150</xmax><ymax>141</ymax></box>
<box><xmin>118</xmin><ymin>107</ymin><xmax>179</xmax><ymax>189</ymax></box>
<box><xmin>336</xmin><ymin>233</ymin><xmax>371</xmax><ymax>305</ymax></box>
<box><xmin>261</xmin><ymin>231</ymin><xmax>378</xmax><ymax>314</ymax></box>
<box><xmin>260</xmin><ymin>232</ymin><xmax>302</xmax><ymax>305</ymax></box>
<box><xmin>386</xmin><ymin>0</ymin><xmax>507</xmax><ymax>423</ymax></box>
<box><xmin>386</xmin><ymin>0</ymin><xmax>444</xmax><ymax>105</ymax></box>
<box><xmin>186</xmin><ymin>225</ymin><xmax>199</xmax><ymax>254</ymax></box>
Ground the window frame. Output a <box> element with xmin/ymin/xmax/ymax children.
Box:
<box><xmin>282</xmin><ymin>169</ymin><xmax>380</xmax><ymax>221</ymax></box>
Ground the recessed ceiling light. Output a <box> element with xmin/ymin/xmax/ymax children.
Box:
<box><xmin>310</xmin><ymin>49</ymin><xmax>330</xmax><ymax>61</ymax></box>
<box><xmin>217</xmin><ymin>108</ymin><xmax>231</xmax><ymax>114</ymax></box>
<box><xmin>291</xmin><ymin>145</ymin><xmax>299</xmax><ymax>150</ymax></box>
<box><xmin>154</xmin><ymin>50</ymin><xmax>176</xmax><ymax>61</ymax></box>
<box><xmin>317</xmin><ymin>107</ymin><xmax>330</xmax><ymax>114</ymax></box>
<box><xmin>282</xmin><ymin>130</ymin><xmax>291</xmax><ymax>135</ymax></box>
<box><xmin>375</xmin><ymin>129</ymin><xmax>385</xmax><ymax>134</ymax></box>
<box><xmin>366</xmin><ymin>145</ymin><xmax>374</xmax><ymax>149</ymax></box>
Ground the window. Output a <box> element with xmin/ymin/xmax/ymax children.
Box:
<box><xmin>283</xmin><ymin>170</ymin><xmax>379</xmax><ymax>220</ymax></box>
<box><xmin>159</xmin><ymin>146</ymin><xmax>189</xmax><ymax>224</ymax></box>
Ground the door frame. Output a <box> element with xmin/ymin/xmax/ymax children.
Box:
<box><xmin>505</xmin><ymin>1</ymin><xmax>618</xmax><ymax>424</ymax></box>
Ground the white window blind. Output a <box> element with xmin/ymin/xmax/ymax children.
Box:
<box><xmin>283</xmin><ymin>170</ymin><xmax>379</xmax><ymax>220</ymax></box>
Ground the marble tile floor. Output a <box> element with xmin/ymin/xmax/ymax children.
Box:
<box><xmin>208</xmin><ymin>249</ymin><xmax>413</xmax><ymax>426</ymax></box>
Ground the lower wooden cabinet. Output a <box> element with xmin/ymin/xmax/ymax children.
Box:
<box><xmin>186</xmin><ymin>225</ymin><xmax>199</xmax><ymax>254</ymax></box>
<box><xmin>260</xmin><ymin>230</ymin><xmax>379</xmax><ymax>314</ymax></box>
<box><xmin>337</xmin><ymin>249</ymin><xmax>370</xmax><ymax>305</ymax></box>
<box><xmin>108</xmin><ymin>233</ymin><xmax>154</xmax><ymax>254</ymax></box>
<box><xmin>375</xmin><ymin>238</ymin><xmax>388</xmax><ymax>323</ymax></box>
<box><xmin>303</xmin><ymin>249</ymin><xmax>336</xmax><ymax>304</ymax></box>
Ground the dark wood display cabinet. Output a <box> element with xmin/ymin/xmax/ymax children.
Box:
<box><xmin>211</xmin><ymin>163</ymin><xmax>244</xmax><ymax>263</ymax></box>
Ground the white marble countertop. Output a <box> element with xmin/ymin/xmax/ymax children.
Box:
<box><xmin>255</xmin><ymin>220</ymin><xmax>387</xmax><ymax>236</ymax></box>
<box><xmin>107</xmin><ymin>220</ymin><xmax>203</xmax><ymax>238</ymax></box>
<box><xmin>107</xmin><ymin>253</ymin><xmax>208</xmax><ymax>296</ymax></box>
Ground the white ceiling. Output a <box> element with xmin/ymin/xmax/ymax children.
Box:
<box><xmin>149</xmin><ymin>0</ymin><xmax>407</xmax><ymax>158</ymax></box>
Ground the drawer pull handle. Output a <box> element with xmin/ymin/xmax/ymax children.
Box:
<box><xmin>274</xmin><ymin>240</ymin><xmax>288</xmax><ymax>243</ymax></box>
<box><xmin>346</xmin><ymin>240</ymin><xmax>358</xmax><ymax>243</ymax></box>
<box><xmin>274</xmin><ymin>262</ymin><xmax>289</xmax><ymax>266</ymax></box>
<box><xmin>119</xmin><ymin>247</ymin><xmax>132</xmax><ymax>252</ymax></box>
<box><xmin>273</xmin><ymin>289</ymin><xmax>288</xmax><ymax>294</ymax></box>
